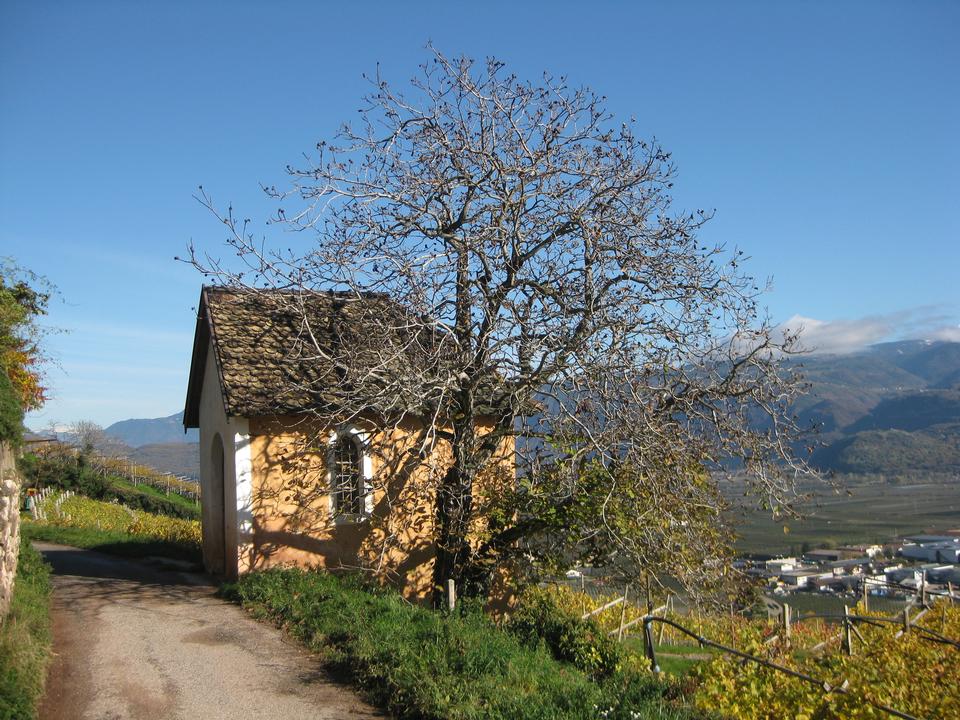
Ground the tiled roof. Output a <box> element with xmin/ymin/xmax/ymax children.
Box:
<box><xmin>184</xmin><ymin>286</ymin><xmax>440</xmax><ymax>426</ymax></box>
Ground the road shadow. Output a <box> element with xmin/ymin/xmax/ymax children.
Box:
<box><xmin>36</xmin><ymin>542</ymin><xmax>219</xmax><ymax>607</ymax></box>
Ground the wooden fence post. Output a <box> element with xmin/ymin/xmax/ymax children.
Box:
<box><xmin>949</xmin><ymin>581</ymin><xmax>955</xmax><ymax>605</ymax></box>
<box><xmin>657</xmin><ymin>594</ymin><xmax>670</xmax><ymax>645</ymax></box>
<box><xmin>902</xmin><ymin>607</ymin><xmax>910</xmax><ymax>634</ymax></box>
<box><xmin>447</xmin><ymin>579</ymin><xmax>456</xmax><ymax>612</ymax></box>
<box><xmin>783</xmin><ymin>603</ymin><xmax>792</xmax><ymax>640</ymax></box>
<box><xmin>843</xmin><ymin>605</ymin><xmax>853</xmax><ymax>655</ymax></box>
<box><xmin>617</xmin><ymin>585</ymin><xmax>630</xmax><ymax>642</ymax></box>
<box><xmin>861</xmin><ymin>579</ymin><xmax>869</xmax><ymax>613</ymax></box>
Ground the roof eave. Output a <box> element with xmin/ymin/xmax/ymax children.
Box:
<box><xmin>183</xmin><ymin>289</ymin><xmax>211</xmax><ymax>429</ymax></box>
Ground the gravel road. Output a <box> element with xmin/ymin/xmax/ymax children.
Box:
<box><xmin>35</xmin><ymin>542</ymin><xmax>384</xmax><ymax>720</ymax></box>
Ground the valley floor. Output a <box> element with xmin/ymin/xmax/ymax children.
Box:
<box><xmin>727</xmin><ymin>476</ymin><xmax>960</xmax><ymax>554</ymax></box>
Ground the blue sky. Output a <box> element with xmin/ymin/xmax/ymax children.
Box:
<box><xmin>2</xmin><ymin>0</ymin><xmax>958</xmax><ymax>429</ymax></box>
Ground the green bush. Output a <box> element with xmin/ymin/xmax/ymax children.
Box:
<box><xmin>227</xmin><ymin>568</ymin><xmax>700</xmax><ymax>720</ymax></box>
<box><xmin>0</xmin><ymin>370</ymin><xmax>23</xmax><ymax>446</ymax></box>
<box><xmin>0</xmin><ymin>539</ymin><xmax>53</xmax><ymax>720</ymax></box>
<box><xmin>506</xmin><ymin>585</ymin><xmax>622</xmax><ymax>679</ymax></box>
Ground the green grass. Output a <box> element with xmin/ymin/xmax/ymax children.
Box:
<box><xmin>653</xmin><ymin>656</ymin><xmax>702</xmax><ymax>677</ymax></box>
<box><xmin>0</xmin><ymin>538</ymin><xmax>53</xmax><ymax>720</ymax></box>
<box><xmin>21</xmin><ymin>521</ymin><xmax>202</xmax><ymax>565</ymax></box>
<box><xmin>109</xmin><ymin>477</ymin><xmax>200</xmax><ymax>519</ymax></box>
<box><xmin>227</xmin><ymin>568</ymin><xmax>707</xmax><ymax>720</ymax></box>
<box><xmin>622</xmin><ymin>639</ymin><xmax>716</xmax><ymax>678</ymax></box>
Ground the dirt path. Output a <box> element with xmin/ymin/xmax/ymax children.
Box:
<box><xmin>35</xmin><ymin>542</ymin><xmax>384</xmax><ymax>720</ymax></box>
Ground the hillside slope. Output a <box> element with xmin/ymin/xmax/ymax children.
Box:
<box><xmin>129</xmin><ymin>442</ymin><xmax>200</xmax><ymax>480</ymax></box>
<box><xmin>811</xmin><ymin>428</ymin><xmax>960</xmax><ymax>474</ymax></box>
<box><xmin>794</xmin><ymin>341</ymin><xmax>960</xmax><ymax>474</ymax></box>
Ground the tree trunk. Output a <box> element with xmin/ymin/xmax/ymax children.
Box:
<box><xmin>432</xmin><ymin>408</ymin><xmax>479</xmax><ymax>606</ymax></box>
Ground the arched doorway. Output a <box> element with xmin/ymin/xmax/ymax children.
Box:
<box><xmin>210</xmin><ymin>433</ymin><xmax>228</xmax><ymax>575</ymax></box>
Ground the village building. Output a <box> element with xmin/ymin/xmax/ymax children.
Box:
<box><xmin>837</xmin><ymin>544</ymin><xmax>883</xmax><ymax>558</ymax></box>
<box><xmin>778</xmin><ymin>569</ymin><xmax>822</xmax><ymax>588</ymax></box>
<box><xmin>801</xmin><ymin>548</ymin><xmax>846</xmax><ymax>564</ymax></box>
<box><xmin>900</xmin><ymin>537</ymin><xmax>960</xmax><ymax>564</ymax></box>
<box><xmin>764</xmin><ymin>557</ymin><xmax>800</xmax><ymax>574</ymax></box>
<box><xmin>183</xmin><ymin>287</ymin><xmax>514</xmax><ymax>600</ymax></box>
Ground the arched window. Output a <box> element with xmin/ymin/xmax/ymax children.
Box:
<box><xmin>332</xmin><ymin>433</ymin><xmax>366</xmax><ymax>515</ymax></box>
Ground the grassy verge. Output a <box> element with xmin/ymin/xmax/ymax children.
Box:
<box><xmin>21</xmin><ymin>521</ymin><xmax>202</xmax><ymax>565</ymax></box>
<box><xmin>108</xmin><ymin>478</ymin><xmax>200</xmax><ymax>520</ymax></box>
<box><xmin>227</xmin><ymin>568</ymin><xmax>705</xmax><ymax>720</ymax></box>
<box><xmin>632</xmin><ymin>643</ymin><xmax>716</xmax><ymax>678</ymax></box>
<box><xmin>0</xmin><ymin>538</ymin><xmax>53</xmax><ymax>720</ymax></box>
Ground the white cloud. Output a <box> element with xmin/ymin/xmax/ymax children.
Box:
<box><xmin>929</xmin><ymin>325</ymin><xmax>960</xmax><ymax>343</ymax></box>
<box><xmin>776</xmin><ymin>307</ymin><xmax>960</xmax><ymax>355</ymax></box>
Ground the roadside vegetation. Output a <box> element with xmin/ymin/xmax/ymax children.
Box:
<box><xmin>226</xmin><ymin>567</ymin><xmax>707</xmax><ymax>720</ymax></box>
<box><xmin>23</xmin><ymin>492</ymin><xmax>201</xmax><ymax>564</ymax></box>
<box><xmin>0</xmin><ymin>539</ymin><xmax>52</xmax><ymax>720</ymax></box>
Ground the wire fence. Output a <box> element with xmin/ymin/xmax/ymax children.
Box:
<box><xmin>637</xmin><ymin>613</ymin><xmax>934</xmax><ymax>720</ymax></box>
<box><xmin>30</xmin><ymin>443</ymin><xmax>200</xmax><ymax>503</ymax></box>
<box><xmin>559</xmin><ymin>573</ymin><xmax>959</xmax><ymax>720</ymax></box>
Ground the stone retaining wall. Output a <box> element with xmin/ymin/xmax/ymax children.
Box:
<box><xmin>0</xmin><ymin>440</ymin><xmax>20</xmax><ymax>619</ymax></box>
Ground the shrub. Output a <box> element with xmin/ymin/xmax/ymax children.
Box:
<box><xmin>0</xmin><ymin>370</ymin><xmax>22</xmax><ymax>445</ymax></box>
<box><xmin>507</xmin><ymin>585</ymin><xmax>622</xmax><ymax>679</ymax></box>
<box><xmin>0</xmin><ymin>539</ymin><xmax>53</xmax><ymax>720</ymax></box>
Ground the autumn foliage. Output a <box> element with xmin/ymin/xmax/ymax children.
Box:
<box><xmin>0</xmin><ymin>262</ymin><xmax>53</xmax><ymax>418</ymax></box>
<box><xmin>692</xmin><ymin>602</ymin><xmax>960</xmax><ymax>719</ymax></box>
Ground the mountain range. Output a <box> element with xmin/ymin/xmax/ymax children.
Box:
<box><xmin>94</xmin><ymin>340</ymin><xmax>960</xmax><ymax>480</ymax></box>
<box><xmin>105</xmin><ymin>411</ymin><xmax>197</xmax><ymax>446</ymax></box>
<box><xmin>788</xmin><ymin>340</ymin><xmax>960</xmax><ymax>474</ymax></box>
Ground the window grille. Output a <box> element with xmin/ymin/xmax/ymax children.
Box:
<box><xmin>333</xmin><ymin>435</ymin><xmax>365</xmax><ymax>515</ymax></box>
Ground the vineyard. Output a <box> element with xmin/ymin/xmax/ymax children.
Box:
<box><xmin>19</xmin><ymin>443</ymin><xmax>200</xmax><ymax>520</ymax></box>
<box><xmin>86</xmin><ymin>453</ymin><xmax>199</xmax><ymax>501</ymax></box>
<box><xmin>30</xmin><ymin>490</ymin><xmax>202</xmax><ymax>549</ymax></box>
<box><xmin>538</xmin><ymin>582</ymin><xmax>960</xmax><ymax>719</ymax></box>
<box><xmin>692</xmin><ymin>601</ymin><xmax>960</xmax><ymax>719</ymax></box>
<box><xmin>33</xmin><ymin>442</ymin><xmax>199</xmax><ymax>498</ymax></box>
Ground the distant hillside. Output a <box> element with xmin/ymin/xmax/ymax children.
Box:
<box><xmin>794</xmin><ymin>341</ymin><xmax>960</xmax><ymax>475</ymax></box>
<box><xmin>130</xmin><ymin>442</ymin><xmax>200</xmax><ymax>480</ymax></box>
<box><xmin>888</xmin><ymin>341</ymin><xmax>960</xmax><ymax>386</ymax></box>
<box><xmin>846</xmin><ymin>389</ymin><xmax>960</xmax><ymax>434</ymax></box>
<box><xmin>105</xmin><ymin>411</ymin><xmax>198</xmax><ymax>447</ymax></box>
<box><xmin>811</xmin><ymin>429</ymin><xmax>960</xmax><ymax>474</ymax></box>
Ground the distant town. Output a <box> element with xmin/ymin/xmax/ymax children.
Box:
<box><xmin>738</xmin><ymin>533</ymin><xmax>960</xmax><ymax>603</ymax></box>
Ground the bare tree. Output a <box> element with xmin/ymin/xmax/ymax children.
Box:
<box><xmin>69</xmin><ymin>420</ymin><xmax>106</xmax><ymax>457</ymax></box>
<box><xmin>189</xmin><ymin>47</ymin><xmax>814</xmax><ymax>603</ymax></box>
